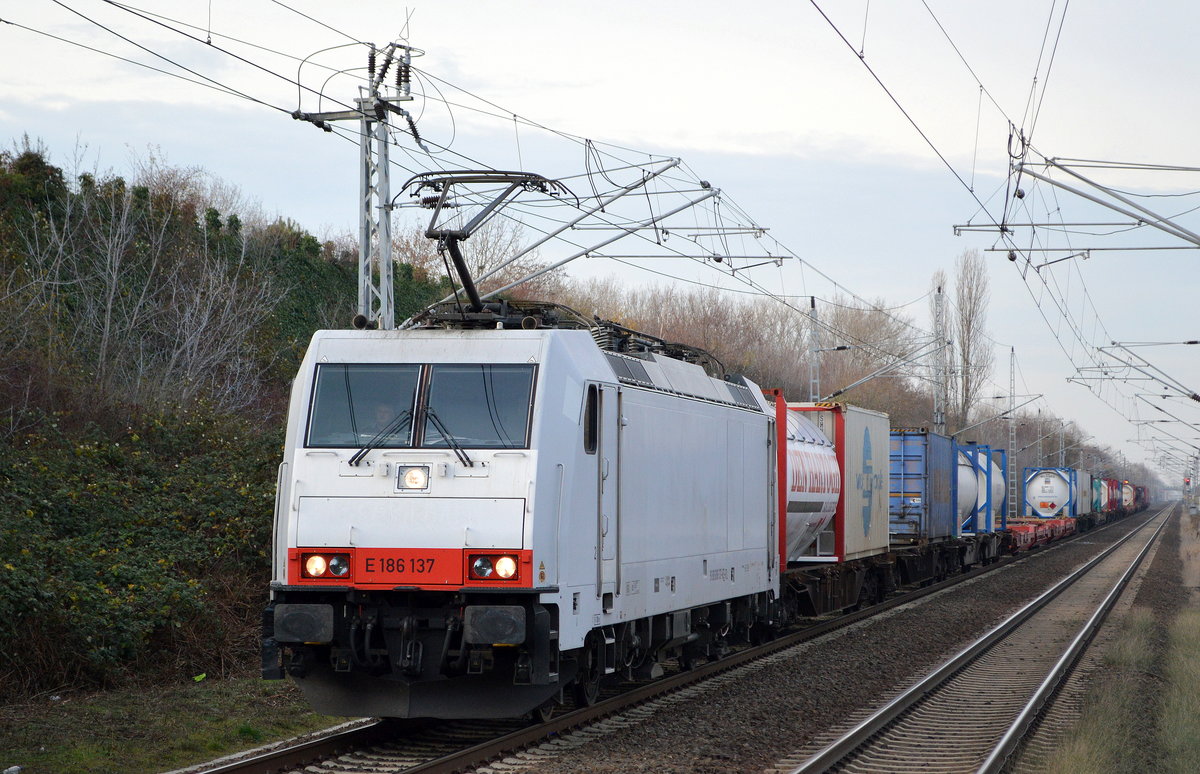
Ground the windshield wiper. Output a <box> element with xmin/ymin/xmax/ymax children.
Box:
<box><xmin>425</xmin><ymin>408</ymin><xmax>474</xmax><ymax>468</ymax></box>
<box><xmin>350</xmin><ymin>409</ymin><xmax>412</xmax><ymax>467</ymax></box>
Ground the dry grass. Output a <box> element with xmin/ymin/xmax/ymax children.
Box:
<box><xmin>1036</xmin><ymin>607</ymin><xmax>1156</xmax><ymax>774</ymax></box>
<box><xmin>1161</xmin><ymin>610</ymin><xmax>1200</xmax><ymax>774</ymax></box>
<box><xmin>0</xmin><ymin>675</ymin><xmax>342</xmax><ymax>774</ymax></box>
<box><xmin>1041</xmin><ymin>508</ymin><xmax>1194</xmax><ymax>774</ymax></box>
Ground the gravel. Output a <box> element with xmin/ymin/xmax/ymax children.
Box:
<box><xmin>483</xmin><ymin>512</ymin><xmax>1169</xmax><ymax>774</ymax></box>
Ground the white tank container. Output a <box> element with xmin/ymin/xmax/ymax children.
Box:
<box><xmin>958</xmin><ymin>446</ymin><xmax>1004</xmax><ymax>532</ymax></box>
<box><xmin>1122</xmin><ymin>482</ymin><xmax>1136</xmax><ymax>509</ymax></box>
<box><xmin>782</xmin><ymin>411</ymin><xmax>840</xmax><ymax>560</ymax></box>
<box><xmin>1024</xmin><ymin>468</ymin><xmax>1072</xmax><ymax>518</ymax></box>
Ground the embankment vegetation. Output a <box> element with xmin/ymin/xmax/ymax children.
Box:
<box><xmin>0</xmin><ymin>139</ymin><xmax>446</xmax><ymax>699</ymax></box>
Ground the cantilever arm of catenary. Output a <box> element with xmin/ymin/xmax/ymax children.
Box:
<box><xmin>398</xmin><ymin>158</ymin><xmax>682</xmax><ymax>329</ymax></box>
<box><xmin>822</xmin><ymin>339</ymin><xmax>950</xmax><ymax>401</ymax></box>
<box><xmin>1018</xmin><ymin>164</ymin><xmax>1200</xmax><ymax>248</ymax></box>
<box><xmin>476</xmin><ymin>187</ymin><xmax>720</xmax><ymax>309</ymax></box>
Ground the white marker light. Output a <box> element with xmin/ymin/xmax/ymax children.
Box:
<box><xmin>304</xmin><ymin>554</ymin><xmax>328</xmax><ymax>577</ymax></box>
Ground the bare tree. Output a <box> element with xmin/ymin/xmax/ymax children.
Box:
<box><xmin>816</xmin><ymin>295</ymin><xmax>929</xmax><ymax>424</ymax></box>
<box><xmin>9</xmin><ymin>154</ymin><xmax>283</xmax><ymax>414</ymax></box>
<box><xmin>952</xmin><ymin>249</ymin><xmax>993</xmax><ymax>432</ymax></box>
<box><xmin>146</xmin><ymin>234</ymin><xmax>280</xmax><ymax>411</ymax></box>
<box><xmin>561</xmin><ymin>278</ymin><xmax>929</xmax><ymax>418</ymax></box>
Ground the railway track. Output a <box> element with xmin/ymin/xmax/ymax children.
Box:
<box><xmin>771</xmin><ymin>504</ymin><xmax>1173</xmax><ymax>774</ymax></box>
<box><xmin>176</xmin><ymin>514</ymin><xmax>1153</xmax><ymax>774</ymax></box>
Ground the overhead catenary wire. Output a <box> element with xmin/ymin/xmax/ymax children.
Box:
<box><xmin>0</xmin><ymin>15</ymin><xmax>264</xmax><ymax>103</ymax></box>
<box><xmin>0</xmin><ymin>7</ymin><xmax>975</xmax><ymax>372</ymax></box>
<box><xmin>1000</xmin><ymin>158</ymin><xmax>1188</xmax><ymax>440</ymax></box>
<box><xmin>266</xmin><ymin>0</ymin><xmax>366</xmax><ymax>46</ymax></box>
<box><xmin>9</xmin><ymin>2</ymin><xmax>1134</xmax><ymax>455</ymax></box>
<box><xmin>97</xmin><ymin>0</ymin><xmax>496</xmax><ymax>172</ymax></box>
<box><xmin>864</xmin><ymin>0</ymin><xmax>1167</xmax><ymax>453</ymax></box>
<box><xmin>807</xmin><ymin>0</ymin><xmax>1003</xmax><ymax>230</ymax></box>
<box><xmin>48</xmin><ymin>0</ymin><xmax>293</xmax><ymax>116</ymax></box>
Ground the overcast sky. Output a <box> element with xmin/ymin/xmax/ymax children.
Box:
<box><xmin>2</xmin><ymin>1</ymin><xmax>1198</xmax><ymax>473</ymax></box>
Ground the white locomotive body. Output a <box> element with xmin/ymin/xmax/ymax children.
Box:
<box><xmin>264</xmin><ymin>324</ymin><xmax>783</xmax><ymax>718</ymax></box>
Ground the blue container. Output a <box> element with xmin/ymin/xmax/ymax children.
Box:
<box><xmin>890</xmin><ymin>430</ymin><xmax>956</xmax><ymax>542</ymax></box>
<box><xmin>956</xmin><ymin>442</ymin><xmax>1007</xmax><ymax>534</ymax></box>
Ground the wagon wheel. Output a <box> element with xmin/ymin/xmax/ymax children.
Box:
<box><xmin>572</xmin><ymin>636</ymin><xmax>602</xmax><ymax>707</ymax></box>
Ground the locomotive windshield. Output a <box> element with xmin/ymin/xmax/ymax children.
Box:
<box><xmin>307</xmin><ymin>364</ymin><xmax>421</xmax><ymax>448</ymax></box>
<box><xmin>305</xmin><ymin>363</ymin><xmax>535</xmax><ymax>449</ymax></box>
<box><xmin>423</xmin><ymin>364</ymin><xmax>535</xmax><ymax>449</ymax></box>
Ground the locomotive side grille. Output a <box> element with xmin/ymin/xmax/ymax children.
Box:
<box><xmin>725</xmin><ymin>381</ymin><xmax>760</xmax><ymax>410</ymax></box>
<box><xmin>603</xmin><ymin>351</ymin><xmax>762</xmax><ymax>412</ymax></box>
<box><xmin>604</xmin><ymin>352</ymin><xmax>653</xmax><ymax>387</ymax></box>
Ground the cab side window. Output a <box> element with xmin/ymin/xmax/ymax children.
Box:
<box><xmin>583</xmin><ymin>384</ymin><xmax>598</xmax><ymax>454</ymax></box>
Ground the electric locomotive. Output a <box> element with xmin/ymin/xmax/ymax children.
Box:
<box><xmin>261</xmin><ymin>302</ymin><xmax>840</xmax><ymax>719</ymax></box>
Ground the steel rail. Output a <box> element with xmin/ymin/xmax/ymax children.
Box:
<box><xmin>978</xmin><ymin>505</ymin><xmax>1173</xmax><ymax>772</ymax></box>
<box><xmin>185</xmin><ymin>512</ymin><xmax>1144</xmax><ymax>774</ymax></box>
<box><xmin>783</xmin><ymin>504</ymin><xmax>1171</xmax><ymax>774</ymax></box>
<box><xmin>188</xmin><ymin>719</ymin><xmax>397</xmax><ymax>774</ymax></box>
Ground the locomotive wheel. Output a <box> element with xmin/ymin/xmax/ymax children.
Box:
<box><xmin>572</xmin><ymin>639</ymin><xmax>602</xmax><ymax>707</ymax></box>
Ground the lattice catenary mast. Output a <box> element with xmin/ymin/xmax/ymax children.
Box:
<box><xmin>295</xmin><ymin>42</ymin><xmax>422</xmax><ymax>330</ymax></box>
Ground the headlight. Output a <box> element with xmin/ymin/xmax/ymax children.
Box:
<box><xmin>301</xmin><ymin>552</ymin><xmax>352</xmax><ymax>580</ymax></box>
<box><xmin>304</xmin><ymin>554</ymin><xmax>328</xmax><ymax>578</ymax></box>
<box><xmin>397</xmin><ymin>465</ymin><xmax>430</xmax><ymax>490</ymax></box>
<box><xmin>494</xmin><ymin>556</ymin><xmax>518</xmax><ymax>579</ymax></box>
<box><xmin>327</xmin><ymin>554</ymin><xmax>350</xmax><ymax>577</ymax></box>
<box><xmin>469</xmin><ymin>554</ymin><xmax>520</xmax><ymax>581</ymax></box>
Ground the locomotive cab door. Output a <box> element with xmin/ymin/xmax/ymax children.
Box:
<box><xmin>592</xmin><ymin>382</ymin><xmax>621</xmax><ymax>611</ymax></box>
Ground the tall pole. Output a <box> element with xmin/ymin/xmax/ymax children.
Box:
<box><xmin>808</xmin><ymin>297</ymin><xmax>821</xmax><ymax>401</ymax></box>
<box><xmin>299</xmin><ymin>43</ymin><xmax>416</xmax><ymax>330</ymax></box>
<box><xmin>933</xmin><ymin>285</ymin><xmax>948</xmax><ymax>435</ymax></box>
<box><xmin>359</xmin><ymin>104</ymin><xmax>394</xmax><ymax>329</ymax></box>
<box><xmin>1008</xmin><ymin>348</ymin><xmax>1017</xmax><ymax>519</ymax></box>
<box><xmin>1036</xmin><ymin>408</ymin><xmax>1043</xmax><ymax>464</ymax></box>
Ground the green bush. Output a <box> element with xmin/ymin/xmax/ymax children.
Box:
<box><xmin>0</xmin><ymin>409</ymin><xmax>280</xmax><ymax>697</ymax></box>
<box><xmin>0</xmin><ymin>140</ymin><xmax>451</xmax><ymax>699</ymax></box>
